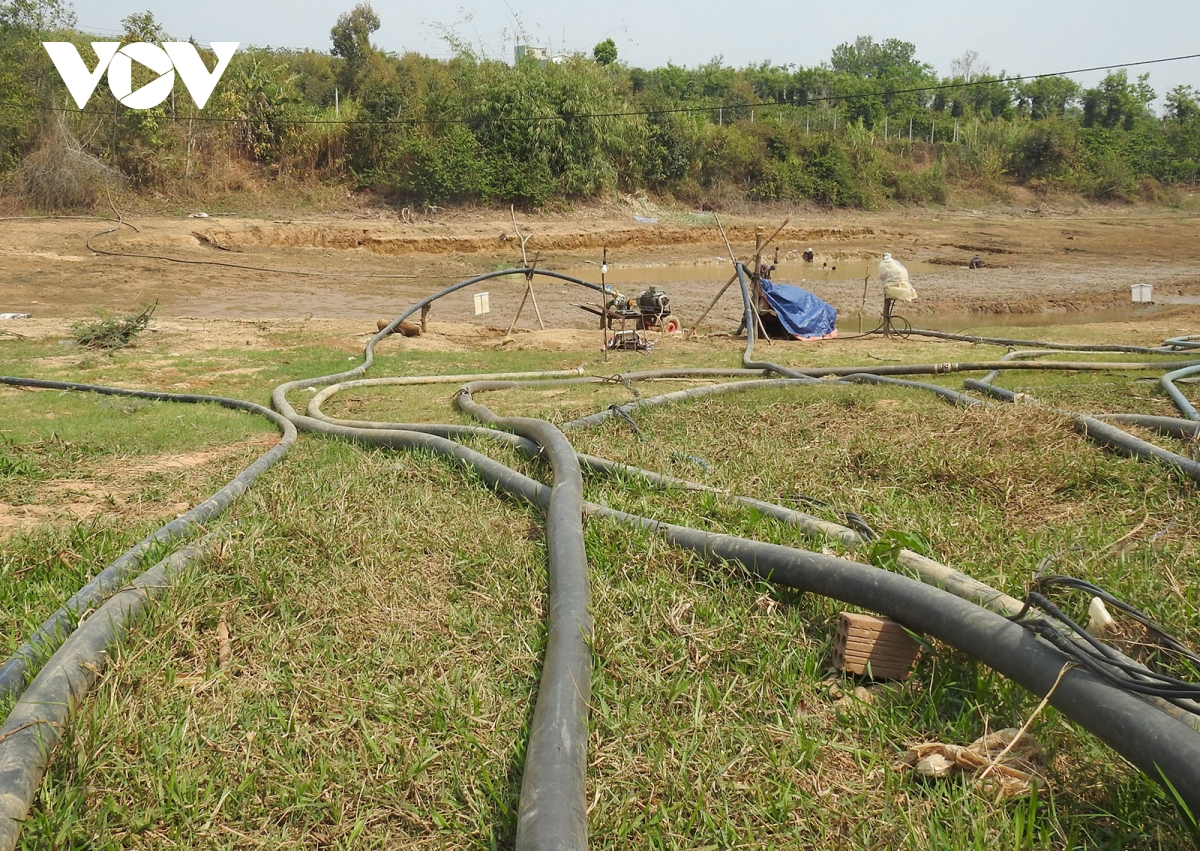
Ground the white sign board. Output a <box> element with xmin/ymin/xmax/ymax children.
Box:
<box><xmin>474</xmin><ymin>292</ymin><xmax>491</xmax><ymax>315</ymax></box>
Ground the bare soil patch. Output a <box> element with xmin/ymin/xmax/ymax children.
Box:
<box><xmin>2</xmin><ymin>204</ymin><xmax>1198</xmax><ymax>334</ymax></box>
<box><xmin>0</xmin><ymin>435</ymin><xmax>277</xmax><ymax>538</ymax></box>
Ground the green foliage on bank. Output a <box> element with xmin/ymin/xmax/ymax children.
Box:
<box><xmin>2</xmin><ymin>1</ymin><xmax>1198</xmax><ymax>209</ymax></box>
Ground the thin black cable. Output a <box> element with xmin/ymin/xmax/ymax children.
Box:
<box><xmin>1036</xmin><ymin>576</ymin><xmax>1200</xmax><ymax>665</ymax></box>
<box><xmin>1008</xmin><ymin>575</ymin><xmax>1200</xmax><ymax>712</ymax></box>
<box><xmin>1024</xmin><ymin>592</ymin><xmax>1200</xmax><ymax>690</ymax></box>
<box><xmin>608</xmin><ymin>404</ymin><xmax>646</xmax><ymax>440</ymax></box>
<box><xmin>783</xmin><ymin>494</ymin><xmax>877</xmax><ymax>541</ymax></box>
<box><xmin>7</xmin><ymin>51</ymin><xmax>1199</xmax><ymax>128</ymax></box>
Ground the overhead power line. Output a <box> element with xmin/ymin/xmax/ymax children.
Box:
<box><xmin>5</xmin><ymin>50</ymin><xmax>1198</xmax><ymax>127</ymax></box>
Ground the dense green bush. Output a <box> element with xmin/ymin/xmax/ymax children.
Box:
<box><xmin>3</xmin><ymin>0</ymin><xmax>1198</xmax><ymax>208</ymax></box>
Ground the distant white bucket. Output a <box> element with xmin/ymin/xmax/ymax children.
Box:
<box><xmin>1131</xmin><ymin>284</ymin><xmax>1153</xmax><ymax>304</ymax></box>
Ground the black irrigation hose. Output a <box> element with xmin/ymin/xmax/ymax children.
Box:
<box><xmin>307</xmin><ymin>375</ymin><xmax>869</xmax><ymax>546</ymax></box>
<box><xmin>734</xmin><ymin>262</ymin><xmax>810</xmax><ymax>379</ymax></box>
<box><xmin>1074</xmin><ymin>415</ymin><xmax>1200</xmax><ymax>483</ymax></box>
<box><xmin>1165</xmin><ymin>335</ymin><xmax>1200</xmax><ymax>351</ymax></box>
<box><xmin>1015</xmin><ymin>595</ymin><xmax>1200</xmax><ymax>709</ymax></box>
<box><xmin>1162</xmin><ymin>364</ymin><xmax>1200</xmax><ymax>421</ymax></box>
<box><xmin>300</xmin><ymin>314</ymin><xmax>1200</xmax><ymax>816</ymax></box>
<box><xmin>0</xmin><ymin>377</ymin><xmax>296</xmax><ymax>701</ymax></box>
<box><xmin>842</xmin><ymin>373</ymin><xmax>985</xmax><ymax>406</ymax></box>
<box><xmin>5</xmin><ymin>260</ymin><xmax>1200</xmax><ymax>846</ymax></box>
<box><xmin>452</xmin><ymin>385</ymin><xmax>593</xmax><ymax>850</ymax></box>
<box><xmin>260</xmin><ymin>272</ymin><xmax>1200</xmax><ymax>835</ymax></box>
<box><xmin>1096</xmin><ymin>414</ymin><xmax>1200</xmax><ymax>441</ymax></box>
<box><xmin>271</xmin><ymin>267</ymin><xmax>607</xmax><ymax>421</ymax></box>
<box><xmin>1035</xmin><ymin>576</ymin><xmax>1200</xmax><ymax>666</ymax></box>
<box><xmin>787</xmin><ymin>496</ymin><xmax>878</xmax><ymax>542</ymax></box>
<box><xmin>794</xmin><ymin>357</ymin><xmax>1200</xmax><ymax>378</ymax></box>
<box><xmin>963</xmin><ymin>378</ymin><xmax>1200</xmax><ymax>485</ymax></box>
<box><xmin>284</xmin><ymin>406</ymin><xmax>1200</xmax><ymax>817</ymax></box>
<box><xmin>604</xmin><ymin>516</ymin><xmax>1200</xmax><ymax>815</ymax></box>
<box><xmin>318</xmin><ymin>335</ymin><xmax>1200</xmax><ymax>741</ymax></box>
<box><xmin>0</xmin><ymin>536</ymin><xmax>223</xmax><ymax>851</ymax></box>
<box><xmin>561</xmin><ymin>376</ymin><xmax>822</xmax><ymax>430</ymax></box>
<box><xmin>901</xmin><ymin>327</ymin><xmax>1181</xmax><ymax>354</ymax></box>
<box><xmin>269</xmin><ymin>268</ymin><xmax>616</xmax><ymax>851</ymax></box>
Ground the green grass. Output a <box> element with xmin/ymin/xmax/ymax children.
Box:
<box><xmin>1</xmin><ymin>316</ymin><xmax>1199</xmax><ymax>848</ymax></box>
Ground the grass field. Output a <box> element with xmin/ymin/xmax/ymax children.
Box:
<box><xmin>1</xmin><ymin>314</ymin><xmax>1198</xmax><ymax>849</ymax></box>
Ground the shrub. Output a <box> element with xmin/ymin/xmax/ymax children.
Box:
<box><xmin>71</xmin><ymin>303</ymin><xmax>156</xmax><ymax>350</ymax></box>
<box><xmin>18</xmin><ymin>119</ymin><xmax>126</xmax><ymax>210</ymax></box>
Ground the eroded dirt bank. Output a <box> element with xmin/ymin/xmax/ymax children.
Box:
<box><xmin>2</xmin><ymin>202</ymin><xmax>1199</xmax><ymax>330</ymax></box>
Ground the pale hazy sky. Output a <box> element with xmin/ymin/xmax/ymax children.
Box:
<box><xmin>69</xmin><ymin>0</ymin><xmax>1200</xmax><ymax>107</ymax></box>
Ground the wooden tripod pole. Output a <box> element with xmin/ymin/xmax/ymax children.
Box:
<box><xmin>688</xmin><ymin>272</ymin><xmax>738</xmax><ymax>337</ymax></box>
<box><xmin>601</xmin><ymin>247</ymin><xmax>609</xmax><ymax>361</ymax></box>
<box><xmin>860</xmin><ymin>265</ymin><xmax>870</xmax><ymax>334</ymax></box>
<box><xmin>526</xmin><ymin>275</ymin><xmax>545</xmax><ymax>330</ymax></box>
<box><xmin>750</xmin><ymin>228</ymin><xmax>772</xmax><ymax>345</ymax></box>
<box><xmin>752</xmin><ymin>300</ymin><xmax>772</xmax><ymax>344</ymax></box>
<box><xmin>509</xmin><ymin>206</ymin><xmax>544</xmax><ymax>331</ymax></box>
<box><xmin>505</xmin><ymin>285</ymin><xmax>531</xmax><ymax>338</ymax></box>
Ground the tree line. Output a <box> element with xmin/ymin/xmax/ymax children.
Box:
<box><xmin>2</xmin><ymin>0</ymin><xmax>1198</xmax><ymax>209</ymax></box>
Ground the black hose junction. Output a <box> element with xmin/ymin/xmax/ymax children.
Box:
<box><xmin>2</xmin><ymin>265</ymin><xmax>1200</xmax><ymax>849</ymax></box>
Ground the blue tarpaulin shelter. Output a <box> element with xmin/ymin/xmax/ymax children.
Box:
<box><xmin>760</xmin><ymin>280</ymin><xmax>838</xmax><ymax>340</ymax></box>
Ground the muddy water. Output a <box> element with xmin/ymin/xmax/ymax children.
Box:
<box><xmin>557</xmin><ymin>256</ymin><xmax>948</xmax><ymax>291</ymax></box>
<box><xmin>836</xmin><ymin>305</ymin><xmax>1171</xmax><ymax>333</ymax></box>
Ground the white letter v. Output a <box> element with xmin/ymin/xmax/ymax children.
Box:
<box><xmin>42</xmin><ymin>42</ymin><xmax>120</xmax><ymax>108</ymax></box>
<box><xmin>163</xmin><ymin>42</ymin><xmax>239</xmax><ymax>109</ymax></box>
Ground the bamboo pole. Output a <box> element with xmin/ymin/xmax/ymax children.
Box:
<box><xmin>750</xmin><ymin>229</ymin><xmax>772</xmax><ymax>345</ymax></box>
<box><xmin>510</xmin><ymin>206</ymin><xmax>544</xmax><ymax>331</ymax></box>
<box><xmin>714</xmin><ymin>213</ymin><xmax>737</xmax><ymax>265</ymax></box>
<box><xmin>526</xmin><ymin>272</ymin><xmax>545</xmax><ymax>330</ymax></box>
<box><xmin>505</xmin><ymin>286</ymin><xmax>530</xmax><ymax>338</ymax></box>
<box><xmin>688</xmin><ymin>272</ymin><xmax>738</xmax><ymax>337</ymax></box>
<box><xmin>752</xmin><ymin>300</ymin><xmax>772</xmax><ymax>344</ymax></box>
<box><xmin>859</xmin><ymin>266</ymin><xmax>870</xmax><ymax>334</ymax></box>
<box><xmin>601</xmin><ymin>247</ymin><xmax>609</xmax><ymax>361</ymax></box>
<box><xmin>527</xmin><ymin>250</ymin><xmax>545</xmax><ymax>331</ymax></box>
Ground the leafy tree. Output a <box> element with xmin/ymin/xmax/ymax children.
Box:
<box><xmin>745</xmin><ymin>61</ymin><xmax>795</xmax><ymax>103</ymax></box>
<box><xmin>217</xmin><ymin>50</ymin><xmax>305</xmax><ymax>163</ymax></box>
<box><xmin>593</xmin><ymin>38</ymin><xmax>616</xmax><ymax>66</ymax></box>
<box><xmin>0</xmin><ymin>0</ymin><xmax>76</xmax><ymax>168</ymax></box>
<box><xmin>1009</xmin><ymin>119</ymin><xmax>1078</xmax><ymax>180</ymax></box>
<box><xmin>935</xmin><ymin>54</ymin><xmax>1012</xmax><ymax>119</ymax></box>
<box><xmin>120</xmin><ymin>10</ymin><xmax>167</xmax><ymax>43</ymax></box>
<box><xmin>828</xmin><ymin>36</ymin><xmax>936</xmax><ymax>127</ymax></box>
<box><xmin>1015</xmin><ymin>76</ymin><xmax>1079</xmax><ymax>119</ymax></box>
<box><xmin>830</xmin><ymin>36</ymin><xmax>932</xmax><ymax>81</ymax></box>
<box><xmin>1082</xmin><ymin>70</ymin><xmax>1155</xmax><ymax>130</ymax></box>
<box><xmin>0</xmin><ymin>0</ymin><xmax>74</xmax><ymax>30</ymax></box>
<box><xmin>100</xmin><ymin>10</ymin><xmax>175</xmax><ymax>184</ymax></box>
<box><xmin>330</xmin><ymin>2</ymin><xmax>380</xmax><ymax>92</ymax></box>
<box><xmin>1162</xmin><ymin>85</ymin><xmax>1200</xmax><ymax>182</ymax></box>
<box><xmin>1164</xmin><ymin>85</ymin><xmax>1199</xmax><ymax>122</ymax></box>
